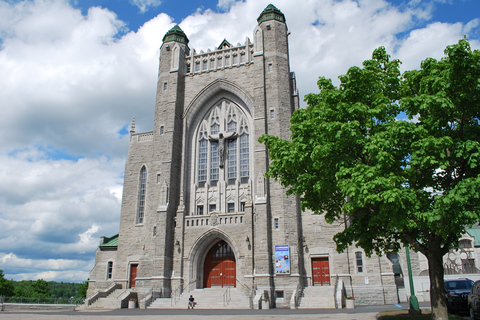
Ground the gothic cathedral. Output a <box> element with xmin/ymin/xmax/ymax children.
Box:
<box><xmin>87</xmin><ymin>4</ymin><xmax>399</xmax><ymax>309</ymax></box>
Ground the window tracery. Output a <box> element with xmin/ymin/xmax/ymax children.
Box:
<box><xmin>196</xmin><ymin>100</ymin><xmax>250</xmax><ymax>189</ymax></box>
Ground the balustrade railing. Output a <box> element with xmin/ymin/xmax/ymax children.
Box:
<box><xmin>186</xmin><ymin>43</ymin><xmax>254</xmax><ymax>75</ymax></box>
<box><xmin>131</xmin><ymin>132</ymin><xmax>153</xmax><ymax>143</ymax></box>
<box><xmin>185</xmin><ymin>213</ymin><xmax>244</xmax><ymax>228</ymax></box>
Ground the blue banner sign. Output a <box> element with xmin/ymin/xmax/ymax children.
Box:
<box><xmin>275</xmin><ymin>245</ymin><xmax>290</xmax><ymax>275</ymax></box>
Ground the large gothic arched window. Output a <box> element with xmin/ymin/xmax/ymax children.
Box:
<box><xmin>196</xmin><ymin>100</ymin><xmax>249</xmax><ymax>188</ymax></box>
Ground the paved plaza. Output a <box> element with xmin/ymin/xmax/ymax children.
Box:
<box><xmin>0</xmin><ymin>301</ymin><xmax>442</xmax><ymax>320</ymax></box>
<box><xmin>1</xmin><ymin>309</ymin><xmax>376</xmax><ymax>320</ymax></box>
<box><xmin>0</xmin><ymin>303</ymin><xmax>424</xmax><ymax>320</ymax></box>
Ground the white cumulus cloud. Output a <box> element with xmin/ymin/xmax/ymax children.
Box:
<box><xmin>0</xmin><ymin>0</ymin><xmax>478</xmax><ymax>282</ymax></box>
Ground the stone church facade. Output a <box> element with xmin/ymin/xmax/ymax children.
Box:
<box><xmin>87</xmin><ymin>5</ymin><xmax>400</xmax><ymax>309</ymax></box>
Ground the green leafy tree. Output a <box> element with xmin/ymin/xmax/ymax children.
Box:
<box><xmin>76</xmin><ymin>279</ymin><xmax>89</xmax><ymax>299</ymax></box>
<box><xmin>13</xmin><ymin>281</ymin><xmax>32</xmax><ymax>298</ymax></box>
<box><xmin>31</xmin><ymin>279</ymin><xmax>49</xmax><ymax>298</ymax></box>
<box><xmin>260</xmin><ymin>39</ymin><xmax>480</xmax><ymax>320</ymax></box>
<box><xmin>0</xmin><ymin>270</ymin><xmax>15</xmax><ymax>297</ymax></box>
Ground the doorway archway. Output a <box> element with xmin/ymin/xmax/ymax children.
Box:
<box><xmin>203</xmin><ymin>240</ymin><xmax>236</xmax><ymax>287</ymax></box>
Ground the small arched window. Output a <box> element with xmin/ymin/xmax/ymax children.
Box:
<box><xmin>460</xmin><ymin>239</ymin><xmax>472</xmax><ymax>249</ymax></box>
<box><xmin>137</xmin><ymin>166</ymin><xmax>147</xmax><ymax>224</ymax></box>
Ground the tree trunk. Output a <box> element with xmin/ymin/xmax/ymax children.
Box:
<box><xmin>427</xmin><ymin>248</ymin><xmax>448</xmax><ymax>320</ymax></box>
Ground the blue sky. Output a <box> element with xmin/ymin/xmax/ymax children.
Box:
<box><xmin>75</xmin><ymin>0</ymin><xmax>222</xmax><ymax>30</ymax></box>
<box><xmin>0</xmin><ymin>0</ymin><xmax>479</xmax><ymax>283</ymax></box>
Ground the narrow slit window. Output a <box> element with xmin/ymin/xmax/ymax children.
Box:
<box><xmin>356</xmin><ymin>251</ymin><xmax>363</xmax><ymax>273</ymax></box>
<box><xmin>240</xmin><ymin>202</ymin><xmax>246</xmax><ymax>212</ymax></box>
<box><xmin>107</xmin><ymin>261</ymin><xmax>113</xmax><ymax>279</ymax></box>
<box><xmin>137</xmin><ymin>166</ymin><xmax>147</xmax><ymax>224</ymax></box>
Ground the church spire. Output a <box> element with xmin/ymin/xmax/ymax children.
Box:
<box><xmin>257</xmin><ymin>4</ymin><xmax>286</xmax><ymax>25</ymax></box>
<box><xmin>130</xmin><ymin>116</ymin><xmax>135</xmax><ymax>134</ymax></box>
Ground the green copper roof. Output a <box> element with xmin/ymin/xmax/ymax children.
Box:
<box><xmin>162</xmin><ymin>25</ymin><xmax>189</xmax><ymax>44</ymax></box>
<box><xmin>466</xmin><ymin>227</ymin><xmax>480</xmax><ymax>247</ymax></box>
<box><xmin>257</xmin><ymin>4</ymin><xmax>286</xmax><ymax>25</ymax></box>
<box><xmin>100</xmin><ymin>234</ymin><xmax>118</xmax><ymax>247</ymax></box>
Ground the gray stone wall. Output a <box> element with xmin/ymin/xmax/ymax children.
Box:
<box><xmin>87</xmin><ymin>248</ymin><xmax>118</xmax><ymax>296</ymax></box>
<box><xmin>89</xmin><ymin>5</ymin><xmax>400</xmax><ymax>308</ymax></box>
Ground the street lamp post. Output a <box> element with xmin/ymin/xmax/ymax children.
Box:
<box><xmin>405</xmin><ymin>246</ymin><xmax>420</xmax><ymax>313</ymax></box>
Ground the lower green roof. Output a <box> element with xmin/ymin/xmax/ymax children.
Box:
<box><xmin>100</xmin><ymin>234</ymin><xmax>118</xmax><ymax>247</ymax></box>
<box><xmin>465</xmin><ymin>227</ymin><xmax>480</xmax><ymax>247</ymax></box>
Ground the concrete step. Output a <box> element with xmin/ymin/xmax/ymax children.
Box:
<box><xmin>298</xmin><ymin>286</ymin><xmax>336</xmax><ymax>309</ymax></box>
<box><xmin>149</xmin><ymin>287</ymin><xmax>251</xmax><ymax>309</ymax></box>
<box><xmin>89</xmin><ymin>289</ymin><xmax>127</xmax><ymax>309</ymax></box>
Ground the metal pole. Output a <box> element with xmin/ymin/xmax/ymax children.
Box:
<box><xmin>405</xmin><ymin>246</ymin><xmax>420</xmax><ymax>310</ymax></box>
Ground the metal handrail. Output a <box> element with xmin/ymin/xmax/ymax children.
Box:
<box><xmin>291</xmin><ymin>282</ymin><xmax>303</xmax><ymax>308</ymax></box>
<box><xmin>235</xmin><ymin>279</ymin><xmax>255</xmax><ymax>309</ymax></box>
<box><xmin>223</xmin><ymin>287</ymin><xmax>231</xmax><ymax>306</ymax></box>
<box><xmin>171</xmin><ymin>283</ymin><xmax>183</xmax><ymax>306</ymax></box>
<box><xmin>185</xmin><ymin>279</ymin><xmax>197</xmax><ymax>292</ymax></box>
<box><xmin>235</xmin><ymin>278</ymin><xmax>252</xmax><ymax>292</ymax></box>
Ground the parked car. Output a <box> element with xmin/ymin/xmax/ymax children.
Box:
<box><xmin>469</xmin><ymin>280</ymin><xmax>480</xmax><ymax>319</ymax></box>
<box><xmin>445</xmin><ymin>278</ymin><xmax>473</xmax><ymax>314</ymax></box>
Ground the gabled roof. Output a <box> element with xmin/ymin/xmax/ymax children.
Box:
<box><xmin>218</xmin><ymin>39</ymin><xmax>232</xmax><ymax>50</ymax></box>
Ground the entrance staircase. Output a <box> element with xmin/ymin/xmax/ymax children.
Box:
<box><xmin>148</xmin><ymin>287</ymin><xmax>251</xmax><ymax>309</ymax></box>
<box><xmin>297</xmin><ymin>286</ymin><xmax>336</xmax><ymax>309</ymax></box>
<box><xmin>87</xmin><ymin>288</ymin><xmax>132</xmax><ymax>309</ymax></box>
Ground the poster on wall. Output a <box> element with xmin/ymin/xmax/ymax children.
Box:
<box><xmin>275</xmin><ymin>245</ymin><xmax>290</xmax><ymax>275</ymax></box>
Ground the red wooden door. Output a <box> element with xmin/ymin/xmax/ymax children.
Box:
<box><xmin>129</xmin><ymin>264</ymin><xmax>138</xmax><ymax>288</ymax></box>
<box><xmin>204</xmin><ymin>241</ymin><xmax>236</xmax><ymax>288</ymax></box>
<box><xmin>312</xmin><ymin>257</ymin><xmax>330</xmax><ymax>285</ymax></box>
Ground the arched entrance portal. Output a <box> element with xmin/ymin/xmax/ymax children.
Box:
<box><xmin>203</xmin><ymin>240</ymin><xmax>236</xmax><ymax>288</ymax></box>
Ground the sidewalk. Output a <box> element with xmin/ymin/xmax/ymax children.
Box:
<box><xmin>0</xmin><ymin>304</ymin><xmax>414</xmax><ymax>320</ymax></box>
<box><xmin>0</xmin><ymin>314</ymin><xmax>379</xmax><ymax>320</ymax></box>
<box><xmin>0</xmin><ymin>302</ymin><xmax>432</xmax><ymax>320</ymax></box>
<box><xmin>0</xmin><ymin>310</ymin><xmax>379</xmax><ymax>320</ymax></box>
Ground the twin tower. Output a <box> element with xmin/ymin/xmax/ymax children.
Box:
<box><xmin>87</xmin><ymin>4</ymin><xmax>397</xmax><ymax>309</ymax></box>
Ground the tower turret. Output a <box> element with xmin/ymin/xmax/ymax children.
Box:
<box><xmin>150</xmin><ymin>25</ymin><xmax>189</xmax><ymax>294</ymax></box>
<box><xmin>257</xmin><ymin>3</ymin><xmax>286</xmax><ymax>25</ymax></box>
<box><xmin>162</xmin><ymin>25</ymin><xmax>189</xmax><ymax>45</ymax></box>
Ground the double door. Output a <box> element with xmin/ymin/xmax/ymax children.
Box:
<box><xmin>204</xmin><ymin>241</ymin><xmax>236</xmax><ymax>287</ymax></box>
<box><xmin>312</xmin><ymin>257</ymin><xmax>330</xmax><ymax>285</ymax></box>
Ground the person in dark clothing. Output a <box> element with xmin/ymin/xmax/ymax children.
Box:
<box><xmin>188</xmin><ymin>295</ymin><xmax>195</xmax><ymax>309</ymax></box>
